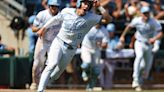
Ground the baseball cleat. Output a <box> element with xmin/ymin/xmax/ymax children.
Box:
<box><xmin>82</xmin><ymin>71</ymin><xmax>88</xmax><ymax>81</ymax></box>
<box><xmin>30</xmin><ymin>83</ymin><xmax>37</xmax><ymax>90</ymax></box>
<box><xmin>132</xmin><ymin>81</ymin><xmax>140</xmax><ymax>88</ymax></box>
<box><xmin>135</xmin><ymin>86</ymin><xmax>142</xmax><ymax>92</ymax></box>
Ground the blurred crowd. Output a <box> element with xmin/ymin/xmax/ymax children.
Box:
<box><xmin>16</xmin><ymin>0</ymin><xmax>164</xmax><ymax>46</ymax></box>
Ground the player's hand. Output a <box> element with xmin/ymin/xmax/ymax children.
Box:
<box><xmin>129</xmin><ymin>42</ymin><xmax>134</xmax><ymax>49</ymax></box>
<box><xmin>93</xmin><ymin>0</ymin><xmax>100</xmax><ymax>7</ymax></box>
<box><xmin>119</xmin><ymin>36</ymin><xmax>125</xmax><ymax>43</ymax></box>
<box><xmin>115</xmin><ymin>41</ymin><xmax>125</xmax><ymax>50</ymax></box>
<box><xmin>37</xmin><ymin>27</ymin><xmax>45</xmax><ymax>38</ymax></box>
<box><xmin>149</xmin><ymin>38</ymin><xmax>155</xmax><ymax>44</ymax></box>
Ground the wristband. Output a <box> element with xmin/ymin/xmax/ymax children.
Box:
<box><xmin>98</xmin><ymin>6</ymin><xmax>106</xmax><ymax>14</ymax></box>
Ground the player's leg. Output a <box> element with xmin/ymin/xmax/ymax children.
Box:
<box><xmin>143</xmin><ymin>46</ymin><xmax>153</xmax><ymax>79</ymax></box>
<box><xmin>132</xmin><ymin>41</ymin><xmax>144</xmax><ymax>88</ymax></box>
<box><xmin>87</xmin><ymin>50</ymin><xmax>101</xmax><ymax>89</ymax></box>
<box><xmin>37</xmin><ymin>38</ymin><xmax>63</xmax><ymax>92</ymax></box>
<box><xmin>50</xmin><ymin>48</ymin><xmax>76</xmax><ymax>80</ymax></box>
<box><xmin>81</xmin><ymin>46</ymin><xmax>92</xmax><ymax>81</ymax></box>
<box><xmin>30</xmin><ymin>38</ymin><xmax>46</xmax><ymax>89</ymax></box>
<box><xmin>99</xmin><ymin>59</ymin><xmax>105</xmax><ymax>88</ymax></box>
<box><xmin>139</xmin><ymin>58</ymin><xmax>145</xmax><ymax>85</ymax></box>
<box><xmin>104</xmin><ymin>61</ymin><xmax>115</xmax><ymax>89</ymax></box>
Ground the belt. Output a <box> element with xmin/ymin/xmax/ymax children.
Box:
<box><xmin>64</xmin><ymin>42</ymin><xmax>75</xmax><ymax>49</ymax></box>
<box><xmin>57</xmin><ymin>36</ymin><xmax>76</xmax><ymax>50</ymax></box>
<box><xmin>137</xmin><ymin>40</ymin><xmax>150</xmax><ymax>45</ymax></box>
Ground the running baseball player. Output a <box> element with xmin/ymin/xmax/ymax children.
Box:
<box><xmin>29</xmin><ymin>0</ymin><xmax>61</xmax><ymax>90</ymax></box>
<box><xmin>36</xmin><ymin>0</ymin><xmax>112</xmax><ymax>92</ymax></box>
<box><xmin>119</xmin><ymin>6</ymin><xmax>163</xmax><ymax>91</ymax></box>
<box><xmin>80</xmin><ymin>23</ymin><xmax>109</xmax><ymax>91</ymax></box>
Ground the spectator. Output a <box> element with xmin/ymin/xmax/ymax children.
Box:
<box><xmin>41</xmin><ymin>0</ymin><xmax>48</xmax><ymax>9</ymax></box>
<box><xmin>0</xmin><ymin>34</ymin><xmax>15</xmax><ymax>56</ymax></box>
<box><xmin>70</xmin><ymin>0</ymin><xmax>77</xmax><ymax>8</ymax></box>
<box><xmin>153</xmin><ymin>1</ymin><xmax>164</xmax><ymax>20</ymax></box>
<box><xmin>103</xmin><ymin>0</ymin><xmax>123</xmax><ymax>20</ymax></box>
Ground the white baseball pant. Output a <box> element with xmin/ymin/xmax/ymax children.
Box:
<box><xmin>133</xmin><ymin>40</ymin><xmax>153</xmax><ymax>84</ymax></box>
<box><xmin>38</xmin><ymin>37</ymin><xmax>76</xmax><ymax>92</ymax></box>
<box><xmin>32</xmin><ymin>38</ymin><xmax>51</xmax><ymax>84</ymax></box>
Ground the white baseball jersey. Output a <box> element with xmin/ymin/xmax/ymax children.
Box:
<box><xmin>130</xmin><ymin>16</ymin><xmax>162</xmax><ymax>85</ymax></box>
<box><xmin>129</xmin><ymin>17</ymin><xmax>162</xmax><ymax>42</ymax></box>
<box><xmin>33</xmin><ymin>9</ymin><xmax>61</xmax><ymax>43</ymax></box>
<box><xmin>82</xmin><ymin>25</ymin><xmax>109</xmax><ymax>52</ymax></box>
<box><xmin>38</xmin><ymin>8</ymin><xmax>102</xmax><ymax>92</ymax></box>
<box><xmin>44</xmin><ymin>8</ymin><xmax>102</xmax><ymax>47</ymax></box>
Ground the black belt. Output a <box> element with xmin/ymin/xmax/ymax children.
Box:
<box><xmin>57</xmin><ymin>36</ymin><xmax>75</xmax><ymax>50</ymax></box>
<box><xmin>137</xmin><ymin>40</ymin><xmax>150</xmax><ymax>45</ymax></box>
<box><xmin>63</xmin><ymin>42</ymin><xmax>75</xmax><ymax>50</ymax></box>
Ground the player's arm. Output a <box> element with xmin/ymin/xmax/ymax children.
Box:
<box><xmin>32</xmin><ymin>12</ymin><xmax>44</xmax><ymax>33</ymax></box>
<box><xmin>149</xmin><ymin>19</ymin><xmax>163</xmax><ymax>44</ymax></box>
<box><xmin>149</xmin><ymin>31</ymin><xmax>163</xmax><ymax>44</ymax></box>
<box><xmin>120</xmin><ymin>25</ymin><xmax>133</xmax><ymax>43</ymax></box>
<box><xmin>32</xmin><ymin>25</ymin><xmax>40</xmax><ymax>32</ymax></box>
<box><xmin>37</xmin><ymin>14</ymin><xmax>62</xmax><ymax>37</ymax></box>
<box><xmin>115</xmin><ymin>25</ymin><xmax>132</xmax><ymax>49</ymax></box>
<box><xmin>129</xmin><ymin>35</ymin><xmax>136</xmax><ymax>49</ymax></box>
<box><xmin>94</xmin><ymin>0</ymin><xmax>112</xmax><ymax>24</ymax></box>
<box><xmin>101</xmin><ymin>28</ymin><xmax>109</xmax><ymax>49</ymax></box>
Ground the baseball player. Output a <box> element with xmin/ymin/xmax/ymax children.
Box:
<box><xmin>36</xmin><ymin>0</ymin><xmax>112</xmax><ymax>92</ymax></box>
<box><xmin>119</xmin><ymin>6</ymin><xmax>163</xmax><ymax>91</ymax></box>
<box><xmin>99</xmin><ymin>23</ymin><xmax>119</xmax><ymax>89</ymax></box>
<box><xmin>29</xmin><ymin>0</ymin><xmax>61</xmax><ymax>90</ymax></box>
<box><xmin>129</xmin><ymin>33</ymin><xmax>162</xmax><ymax>79</ymax></box>
<box><xmin>80</xmin><ymin>23</ymin><xmax>109</xmax><ymax>91</ymax></box>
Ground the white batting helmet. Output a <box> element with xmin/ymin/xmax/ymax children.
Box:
<box><xmin>48</xmin><ymin>0</ymin><xmax>61</xmax><ymax>6</ymax></box>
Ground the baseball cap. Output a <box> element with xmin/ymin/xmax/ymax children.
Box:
<box><xmin>107</xmin><ymin>23</ymin><xmax>115</xmax><ymax>32</ymax></box>
<box><xmin>140</xmin><ymin>6</ymin><xmax>150</xmax><ymax>13</ymax></box>
<box><xmin>48</xmin><ymin>0</ymin><xmax>61</xmax><ymax>6</ymax></box>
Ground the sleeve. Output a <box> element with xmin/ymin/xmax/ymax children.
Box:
<box><xmin>33</xmin><ymin>11</ymin><xmax>43</xmax><ymax>28</ymax></box>
<box><xmin>88</xmin><ymin>12</ymin><xmax>102</xmax><ymax>26</ymax></box>
<box><xmin>129</xmin><ymin>17</ymin><xmax>138</xmax><ymax>27</ymax></box>
<box><xmin>154</xmin><ymin>19</ymin><xmax>162</xmax><ymax>32</ymax></box>
<box><xmin>102</xmin><ymin>27</ymin><xmax>109</xmax><ymax>43</ymax></box>
<box><xmin>43</xmin><ymin>12</ymin><xmax>63</xmax><ymax>29</ymax></box>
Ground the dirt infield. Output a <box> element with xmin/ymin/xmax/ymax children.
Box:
<box><xmin>1</xmin><ymin>89</ymin><xmax>164</xmax><ymax>92</ymax></box>
<box><xmin>0</xmin><ymin>89</ymin><xmax>86</xmax><ymax>92</ymax></box>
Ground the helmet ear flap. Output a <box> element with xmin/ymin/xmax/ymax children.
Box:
<box><xmin>76</xmin><ymin>0</ymin><xmax>83</xmax><ymax>8</ymax></box>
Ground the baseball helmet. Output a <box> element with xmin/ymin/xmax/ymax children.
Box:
<box><xmin>76</xmin><ymin>0</ymin><xmax>93</xmax><ymax>9</ymax></box>
<box><xmin>107</xmin><ymin>23</ymin><xmax>115</xmax><ymax>32</ymax></box>
<box><xmin>48</xmin><ymin>0</ymin><xmax>61</xmax><ymax>6</ymax></box>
